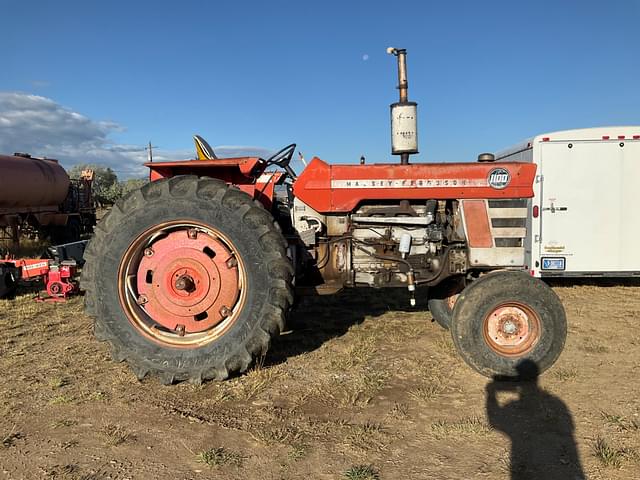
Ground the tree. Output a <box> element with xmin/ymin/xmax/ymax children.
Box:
<box><xmin>68</xmin><ymin>164</ymin><xmax>120</xmax><ymax>205</ymax></box>
<box><xmin>68</xmin><ymin>165</ymin><xmax>147</xmax><ymax>205</ymax></box>
<box><xmin>120</xmin><ymin>178</ymin><xmax>147</xmax><ymax>196</ymax></box>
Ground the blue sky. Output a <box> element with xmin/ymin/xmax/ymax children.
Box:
<box><xmin>1</xmin><ymin>0</ymin><xmax>639</xmax><ymax>176</ymax></box>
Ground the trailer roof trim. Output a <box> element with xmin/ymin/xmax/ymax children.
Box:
<box><xmin>496</xmin><ymin>125</ymin><xmax>640</xmax><ymax>160</ymax></box>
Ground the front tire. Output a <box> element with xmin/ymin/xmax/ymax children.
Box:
<box><xmin>450</xmin><ymin>271</ymin><xmax>566</xmax><ymax>378</ymax></box>
<box><xmin>81</xmin><ymin>176</ymin><xmax>293</xmax><ymax>384</ymax></box>
<box><xmin>427</xmin><ymin>276</ymin><xmax>465</xmax><ymax>330</ymax></box>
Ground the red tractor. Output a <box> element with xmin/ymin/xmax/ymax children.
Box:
<box><xmin>82</xmin><ymin>48</ymin><xmax>566</xmax><ymax>384</ymax></box>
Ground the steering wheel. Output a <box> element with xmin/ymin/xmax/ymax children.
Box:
<box><xmin>265</xmin><ymin>143</ymin><xmax>296</xmax><ymax>168</ymax></box>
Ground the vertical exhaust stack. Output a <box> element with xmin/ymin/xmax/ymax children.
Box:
<box><xmin>387</xmin><ymin>47</ymin><xmax>418</xmax><ymax>165</ymax></box>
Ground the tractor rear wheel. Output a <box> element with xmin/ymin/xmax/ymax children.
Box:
<box><xmin>81</xmin><ymin>175</ymin><xmax>293</xmax><ymax>384</ymax></box>
<box><xmin>450</xmin><ymin>271</ymin><xmax>566</xmax><ymax>378</ymax></box>
<box><xmin>0</xmin><ymin>264</ymin><xmax>16</xmax><ymax>299</ymax></box>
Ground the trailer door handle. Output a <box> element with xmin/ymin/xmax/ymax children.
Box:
<box><xmin>542</xmin><ymin>203</ymin><xmax>568</xmax><ymax>213</ymax></box>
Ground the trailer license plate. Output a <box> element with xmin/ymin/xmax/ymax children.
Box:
<box><xmin>542</xmin><ymin>257</ymin><xmax>565</xmax><ymax>270</ymax></box>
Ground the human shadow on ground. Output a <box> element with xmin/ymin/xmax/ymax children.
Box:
<box><xmin>486</xmin><ymin>360</ymin><xmax>585</xmax><ymax>480</ymax></box>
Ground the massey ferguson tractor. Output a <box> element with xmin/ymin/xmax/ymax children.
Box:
<box><xmin>82</xmin><ymin>48</ymin><xmax>566</xmax><ymax>384</ymax></box>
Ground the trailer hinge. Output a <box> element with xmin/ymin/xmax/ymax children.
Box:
<box><xmin>534</xmin><ymin>234</ymin><xmax>541</xmax><ymax>243</ymax></box>
<box><xmin>535</xmin><ymin>175</ymin><xmax>544</xmax><ymax>184</ymax></box>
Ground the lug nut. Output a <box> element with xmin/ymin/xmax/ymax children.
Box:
<box><xmin>175</xmin><ymin>324</ymin><xmax>186</xmax><ymax>336</ymax></box>
<box><xmin>137</xmin><ymin>294</ymin><xmax>148</xmax><ymax>305</ymax></box>
<box><xmin>144</xmin><ymin>248</ymin><xmax>154</xmax><ymax>257</ymax></box>
<box><xmin>226</xmin><ymin>257</ymin><xmax>238</xmax><ymax>268</ymax></box>
<box><xmin>188</xmin><ymin>229</ymin><xmax>198</xmax><ymax>239</ymax></box>
<box><xmin>219</xmin><ymin>306</ymin><xmax>231</xmax><ymax>318</ymax></box>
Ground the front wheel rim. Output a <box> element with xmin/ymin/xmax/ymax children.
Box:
<box><xmin>118</xmin><ymin>220</ymin><xmax>247</xmax><ymax>348</ymax></box>
<box><xmin>482</xmin><ymin>302</ymin><xmax>541</xmax><ymax>357</ymax></box>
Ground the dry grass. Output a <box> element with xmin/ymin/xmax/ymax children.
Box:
<box><xmin>101</xmin><ymin>423</ymin><xmax>134</xmax><ymax>446</ymax></box>
<box><xmin>42</xmin><ymin>464</ymin><xmax>79</xmax><ymax>479</ymax></box>
<box><xmin>431</xmin><ymin>416</ymin><xmax>493</xmax><ymax>440</ymax></box>
<box><xmin>249</xmin><ymin>422</ymin><xmax>303</xmax><ymax>446</ymax></box>
<box><xmin>344</xmin><ymin>421</ymin><xmax>387</xmax><ymax>451</ymax></box>
<box><xmin>197</xmin><ymin>447</ymin><xmax>244</xmax><ymax>468</ymax></box>
<box><xmin>330</xmin><ymin>337</ymin><xmax>377</xmax><ymax>370</ymax></box>
<box><xmin>1</xmin><ymin>425</ymin><xmax>21</xmax><ymax>448</ymax></box>
<box><xmin>343</xmin><ymin>464</ymin><xmax>380</xmax><ymax>480</ymax></box>
<box><xmin>2</xmin><ymin>283</ymin><xmax>640</xmax><ymax>478</ymax></box>
<box><xmin>552</xmin><ymin>366</ymin><xmax>579</xmax><ymax>381</ymax></box>
<box><xmin>1</xmin><ymin>296</ymin><xmax>41</xmax><ymax>323</ymax></box>
<box><xmin>434</xmin><ymin>332</ymin><xmax>457</xmax><ymax>357</ymax></box>
<box><xmin>50</xmin><ymin>419</ymin><xmax>77</xmax><ymax>428</ymax></box>
<box><xmin>581</xmin><ymin>338</ymin><xmax>609</xmax><ymax>354</ymax></box>
<box><xmin>287</xmin><ymin>443</ymin><xmax>308</xmax><ymax>461</ymax></box>
<box><xmin>48</xmin><ymin>376</ymin><xmax>69</xmax><ymax>389</ymax></box>
<box><xmin>592</xmin><ymin>436</ymin><xmax>629</xmax><ymax>468</ymax></box>
<box><xmin>231</xmin><ymin>365</ymin><xmax>285</xmax><ymax>401</ymax></box>
<box><xmin>601</xmin><ymin>412</ymin><xmax>640</xmax><ymax>432</ymax></box>
<box><xmin>387</xmin><ymin>402</ymin><xmax>409</xmax><ymax>419</ymax></box>
<box><xmin>409</xmin><ymin>380</ymin><xmax>446</xmax><ymax>402</ymax></box>
<box><xmin>49</xmin><ymin>394</ymin><xmax>75</xmax><ymax>405</ymax></box>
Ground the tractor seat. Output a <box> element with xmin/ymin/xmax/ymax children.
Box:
<box><xmin>193</xmin><ymin>135</ymin><xmax>218</xmax><ymax>160</ymax></box>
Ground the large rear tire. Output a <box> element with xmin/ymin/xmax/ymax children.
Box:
<box><xmin>81</xmin><ymin>176</ymin><xmax>293</xmax><ymax>384</ymax></box>
<box><xmin>450</xmin><ymin>271</ymin><xmax>566</xmax><ymax>378</ymax></box>
<box><xmin>0</xmin><ymin>264</ymin><xmax>16</xmax><ymax>299</ymax></box>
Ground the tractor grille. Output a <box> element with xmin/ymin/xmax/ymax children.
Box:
<box><xmin>487</xmin><ymin>199</ymin><xmax>528</xmax><ymax>249</ymax></box>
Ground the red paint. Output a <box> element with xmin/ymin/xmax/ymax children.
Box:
<box><xmin>602</xmin><ymin>135</ymin><xmax>610</xmax><ymax>140</ymax></box>
<box><xmin>145</xmin><ymin>158</ymin><xmax>281</xmax><ymax>209</ymax></box>
<box><xmin>533</xmin><ymin>205</ymin><xmax>539</xmax><ymax>218</ymax></box>
<box><xmin>542</xmin><ymin>137</ymin><xmax>550</xmax><ymax>142</ymax></box>
<box><xmin>618</xmin><ymin>135</ymin><xmax>626</xmax><ymax>140</ymax></box>
<box><xmin>461</xmin><ymin>200</ymin><xmax>493</xmax><ymax>248</ymax></box>
<box><xmin>293</xmin><ymin>158</ymin><xmax>537</xmax><ymax>213</ymax></box>
<box><xmin>147</xmin><ymin>157</ymin><xmax>265</xmax><ymax>183</ymax></box>
<box><xmin>1</xmin><ymin>257</ymin><xmax>77</xmax><ymax>301</ymax></box>
<box><xmin>633</xmin><ymin>135</ymin><xmax>640</xmax><ymax>140</ymax></box>
<box><xmin>136</xmin><ymin>229</ymin><xmax>240</xmax><ymax>333</ymax></box>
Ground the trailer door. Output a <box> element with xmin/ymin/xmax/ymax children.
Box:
<box><xmin>538</xmin><ymin>140</ymin><xmax>640</xmax><ymax>275</ymax></box>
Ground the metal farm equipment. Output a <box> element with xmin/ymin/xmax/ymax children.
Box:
<box><xmin>0</xmin><ymin>153</ymin><xmax>96</xmax><ymax>246</ymax></box>
<box><xmin>82</xmin><ymin>48</ymin><xmax>567</xmax><ymax>384</ymax></box>
<box><xmin>0</xmin><ymin>241</ymin><xmax>87</xmax><ymax>301</ymax></box>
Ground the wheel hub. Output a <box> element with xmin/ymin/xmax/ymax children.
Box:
<box><xmin>483</xmin><ymin>304</ymin><xmax>540</xmax><ymax>356</ymax></box>
<box><xmin>175</xmin><ymin>274</ymin><xmax>196</xmax><ymax>293</ymax></box>
<box><xmin>135</xmin><ymin>229</ymin><xmax>240</xmax><ymax>333</ymax></box>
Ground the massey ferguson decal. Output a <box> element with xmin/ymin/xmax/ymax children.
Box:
<box><xmin>487</xmin><ymin>168</ymin><xmax>511</xmax><ymax>189</ymax></box>
<box><xmin>331</xmin><ymin>178</ymin><xmax>488</xmax><ymax>189</ymax></box>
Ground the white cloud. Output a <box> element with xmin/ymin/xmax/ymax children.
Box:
<box><xmin>0</xmin><ymin>92</ymin><xmax>275</xmax><ymax>179</ymax></box>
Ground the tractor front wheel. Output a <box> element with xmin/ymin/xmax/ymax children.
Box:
<box><xmin>427</xmin><ymin>276</ymin><xmax>465</xmax><ymax>330</ymax></box>
<box><xmin>81</xmin><ymin>176</ymin><xmax>293</xmax><ymax>384</ymax></box>
<box><xmin>450</xmin><ymin>271</ymin><xmax>566</xmax><ymax>378</ymax></box>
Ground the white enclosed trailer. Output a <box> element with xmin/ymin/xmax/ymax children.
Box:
<box><xmin>495</xmin><ymin>126</ymin><xmax>640</xmax><ymax>278</ymax></box>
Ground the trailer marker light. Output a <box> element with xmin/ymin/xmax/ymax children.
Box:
<box><xmin>602</xmin><ymin>135</ymin><xmax>610</xmax><ymax>140</ymax></box>
<box><xmin>634</xmin><ymin>135</ymin><xmax>640</xmax><ymax>140</ymax></box>
<box><xmin>542</xmin><ymin>137</ymin><xmax>550</xmax><ymax>142</ymax></box>
<box><xmin>533</xmin><ymin>205</ymin><xmax>539</xmax><ymax>218</ymax></box>
<box><xmin>618</xmin><ymin>135</ymin><xmax>625</xmax><ymax>140</ymax></box>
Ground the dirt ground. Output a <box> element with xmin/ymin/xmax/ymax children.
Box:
<box><xmin>1</xmin><ymin>280</ymin><xmax>639</xmax><ymax>479</ymax></box>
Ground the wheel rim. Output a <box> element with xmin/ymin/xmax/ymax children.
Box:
<box><xmin>482</xmin><ymin>302</ymin><xmax>541</xmax><ymax>357</ymax></box>
<box><xmin>446</xmin><ymin>293</ymin><xmax>460</xmax><ymax>311</ymax></box>
<box><xmin>118</xmin><ymin>220</ymin><xmax>246</xmax><ymax>347</ymax></box>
